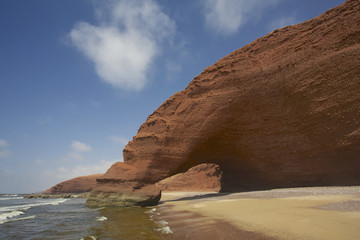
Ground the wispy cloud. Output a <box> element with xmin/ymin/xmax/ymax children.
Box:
<box><xmin>110</xmin><ymin>136</ymin><xmax>129</xmax><ymax>146</ymax></box>
<box><xmin>201</xmin><ymin>0</ymin><xmax>280</xmax><ymax>35</ymax></box>
<box><xmin>67</xmin><ymin>140</ymin><xmax>92</xmax><ymax>161</ymax></box>
<box><xmin>69</xmin><ymin>0</ymin><xmax>176</xmax><ymax>91</ymax></box>
<box><xmin>0</xmin><ymin>138</ymin><xmax>11</xmax><ymax>159</ymax></box>
<box><xmin>33</xmin><ymin>159</ymin><xmax>44</xmax><ymax>166</ymax></box>
<box><xmin>0</xmin><ymin>139</ymin><xmax>9</xmax><ymax>147</ymax></box>
<box><xmin>268</xmin><ymin>15</ymin><xmax>299</xmax><ymax>31</ymax></box>
<box><xmin>43</xmin><ymin>159</ymin><xmax>118</xmax><ymax>181</ymax></box>
<box><xmin>165</xmin><ymin>59</ymin><xmax>182</xmax><ymax>80</ymax></box>
<box><xmin>71</xmin><ymin>140</ymin><xmax>92</xmax><ymax>152</ymax></box>
<box><xmin>68</xmin><ymin>152</ymin><xmax>85</xmax><ymax>161</ymax></box>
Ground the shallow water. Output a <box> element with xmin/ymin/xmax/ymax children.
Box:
<box><xmin>0</xmin><ymin>194</ymin><xmax>171</xmax><ymax>240</ymax></box>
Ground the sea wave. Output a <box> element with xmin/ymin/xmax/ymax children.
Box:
<box><xmin>0</xmin><ymin>211</ymin><xmax>25</xmax><ymax>224</ymax></box>
<box><xmin>6</xmin><ymin>215</ymin><xmax>36</xmax><ymax>223</ymax></box>
<box><xmin>0</xmin><ymin>198</ymin><xmax>68</xmax><ymax>213</ymax></box>
<box><xmin>0</xmin><ymin>197</ymin><xmax>24</xmax><ymax>201</ymax></box>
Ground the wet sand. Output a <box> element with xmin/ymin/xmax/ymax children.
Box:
<box><xmin>156</xmin><ymin>187</ymin><xmax>360</xmax><ymax>240</ymax></box>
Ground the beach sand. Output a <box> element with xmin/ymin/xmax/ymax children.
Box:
<box><xmin>156</xmin><ymin>187</ymin><xmax>360</xmax><ymax>240</ymax></box>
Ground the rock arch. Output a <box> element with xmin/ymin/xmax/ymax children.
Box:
<box><xmin>88</xmin><ymin>0</ymin><xmax>360</xmax><ymax>206</ymax></box>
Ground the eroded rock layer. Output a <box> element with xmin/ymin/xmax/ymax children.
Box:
<box><xmin>156</xmin><ymin>163</ymin><xmax>222</xmax><ymax>192</ymax></box>
<box><xmin>89</xmin><ymin>0</ymin><xmax>360</xmax><ymax>206</ymax></box>
<box><xmin>87</xmin><ymin>162</ymin><xmax>161</xmax><ymax>207</ymax></box>
<box><xmin>44</xmin><ymin>174</ymin><xmax>103</xmax><ymax>194</ymax></box>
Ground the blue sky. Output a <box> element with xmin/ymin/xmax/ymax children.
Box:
<box><xmin>0</xmin><ymin>0</ymin><xmax>344</xmax><ymax>193</ymax></box>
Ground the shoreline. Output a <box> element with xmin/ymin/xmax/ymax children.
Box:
<box><xmin>155</xmin><ymin>204</ymin><xmax>274</xmax><ymax>240</ymax></box>
<box><xmin>156</xmin><ymin>186</ymin><xmax>360</xmax><ymax>240</ymax></box>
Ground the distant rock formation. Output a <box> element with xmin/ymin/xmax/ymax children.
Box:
<box><xmin>44</xmin><ymin>174</ymin><xmax>103</xmax><ymax>194</ymax></box>
<box><xmin>156</xmin><ymin>163</ymin><xmax>222</xmax><ymax>192</ymax></box>
<box><xmin>88</xmin><ymin>0</ymin><xmax>360</xmax><ymax>207</ymax></box>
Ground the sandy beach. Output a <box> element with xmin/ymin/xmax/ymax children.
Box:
<box><xmin>156</xmin><ymin>186</ymin><xmax>360</xmax><ymax>240</ymax></box>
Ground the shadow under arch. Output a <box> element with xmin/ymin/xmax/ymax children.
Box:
<box><xmin>172</xmin><ymin>131</ymin><xmax>275</xmax><ymax>193</ymax></box>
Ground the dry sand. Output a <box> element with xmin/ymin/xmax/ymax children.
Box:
<box><xmin>156</xmin><ymin>187</ymin><xmax>360</xmax><ymax>240</ymax></box>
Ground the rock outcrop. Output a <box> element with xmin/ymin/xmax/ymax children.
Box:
<box><xmin>87</xmin><ymin>163</ymin><xmax>161</xmax><ymax>207</ymax></box>
<box><xmin>24</xmin><ymin>193</ymin><xmax>90</xmax><ymax>199</ymax></box>
<box><xmin>89</xmin><ymin>0</ymin><xmax>360</xmax><ymax>206</ymax></box>
<box><xmin>44</xmin><ymin>174</ymin><xmax>102</xmax><ymax>194</ymax></box>
<box><xmin>156</xmin><ymin>163</ymin><xmax>222</xmax><ymax>192</ymax></box>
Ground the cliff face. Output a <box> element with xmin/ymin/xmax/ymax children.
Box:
<box><xmin>156</xmin><ymin>163</ymin><xmax>222</xmax><ymax>192</ymax></box>
<box><xmin>44</xmin><ymin>174</ymin><xmax>103</xmax><ymax>194</ymax></box>
<box><xmin>89</xmin><ymin>0</ymin><xmax>360</xmax><ymax>206</ymax></box>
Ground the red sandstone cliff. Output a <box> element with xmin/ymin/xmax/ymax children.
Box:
<box><xmin>88</xmin><ymin>0</ymin><xmax>360</xmax><ymax>206</ymax></box>
<box><xmin>44</xmin><ymin>174</ymin><xmax>103</xmax><ymax>194</ymax></box>
<box><xmin>156</xmin><ymin>163</ymin><xmax>222</xmax><ymax>192</ymax></box>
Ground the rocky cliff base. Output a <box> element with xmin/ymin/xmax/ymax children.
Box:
<box><xmin>24</xmin><ymin>192</ymin><xmax>90</xmax><ymax>199</ymax></box>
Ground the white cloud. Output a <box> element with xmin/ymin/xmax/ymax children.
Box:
<box><xmin>43</xmin><ymin>159</ymin><xmax>118</xmax><ymax>181</ymax></box>
<box><xmin>268</xmin><ymin>16</ymin><xmax>299</xmax><ymax>31</ymax></box>
<box><xmin>0</xmin><ymin>139</ymin><xmax>9</xmax><ymax>147</ymax></box>
<box><xmin>68</xmin><ymin>152</ymin><xmax>85</xmax><ymax>161</ymax></box>
<box><xmin>69</xmin><ymin>0</ymin><xmax>176</xmax><ymax>91</ymax></box>
<box><xmin>201</xmin><ymin>0</ymin><xmax>280</xmax><ymax>35</ymax></box>
<box><xmin>71</xmin><ymin>140</ymin><xmax>92</xmax><ymax>152</ymax></box>
<box><xmin>110</xmin><ymin>136</ymin><xmax>129</xmax><ymax>145</ymax></box>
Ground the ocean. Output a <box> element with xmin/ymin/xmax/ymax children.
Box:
<box><xmin>0</xmin><ymin>194</ymin><xmax>172</xmax><ymax>240</ymax></box>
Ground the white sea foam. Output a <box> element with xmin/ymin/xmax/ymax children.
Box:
<box><xmin>80</xmin><ymin>236</ymin><xmax>96</xmax><ymax>240</ymax></box>
<box><xmin>0</xmin><ymin>198</ymin><xmax>67</xmax><ymax>225</ymax></box>
<box><xmin>146</xmin><ymin>207</ymin><xmax>159</xmax><ymax>221</ymax></box>
<box><xmin>3</xmin><ymin>194</ymin><xmax>18</xmax><ymax>197</ymax></box>
<box><xmin>50</xmin><ymin>199</ymin><xmax>68</xmax><ymax>205</ymax></box>
<box><xmin>0</xmin><ymin>197</ymin><xmax>24</xmax><ymax>200</ymax></box>
<box><xmin>91</xmin><ymin>207</ymin><xmax>105</xmax><ymax>211</ymax></box>
<box><xmin>0</xmin><ymin>205</ymin><xmax>31</xmax><ymax>212</ymax></box>
<box><xmin>0</xmin><ymin>198</ymin><xmax>68</xmax><ymax>213</ymax></box>
<box><xmin>96</xmin><ymin>216</ymin><xmax>107</xmax><ymax>222</ymax></box>
<box><xmin>157</xmin><ymin>226</ymin><xmax>173</xmax><ymax>234</ymax></box>
<box><xmin>0</xmin><ymin>211</ymin><xmax>25</xmax><ymax>224</ymax></box>
<box><xmin>157</xmin><ymin>220</ymin><xmax>168</xmax><ymax>226</ymax></box>
<box><xmin>145</xmin><ymin>208</ymin><xmax>157</xmax><ymax>214</ymax></box>
<box><xmin>154</xmin><ymin>219</ymin><xmax>173</xmax><ymax>234</ymax></box>
<box><xmin>7</xmin><ymin>215</ymin><xmax>36</xmax><ymax>223</ymax></box>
